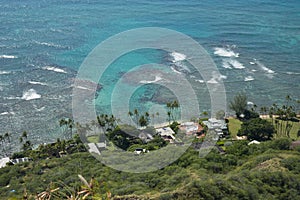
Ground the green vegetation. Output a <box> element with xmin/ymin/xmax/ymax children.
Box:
<box><xmin>1</xmin><ymin>138</ymin><xmax>300</xmax><ymax>199</ymax></box>
<box><xmin>0</xmin><ymin>94</ymin><xmax>300</xmax><ymax>199</ymax></box>
<box><xmin>238</xmin><ymin>118</ymin><xmax>275</xmax><ymax>141</ymax></box>
<box><xmin>228</xmin><ymin>118</ymin><xmax>242</xmax><ymax>137</ymax></box>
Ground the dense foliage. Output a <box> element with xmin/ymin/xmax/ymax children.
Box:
<box><xmin>1</xmin><ymin>138</ymin><xmax>300</xmax><ymax>199</ymax></box>
<box><xmin>238</xmin><ymin>118</ymin><xmax>275</xmax><ymax>141</ymax></box>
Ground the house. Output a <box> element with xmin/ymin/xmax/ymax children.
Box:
<box><xmin>180</xmin><ymin>122</ymin><xmax>204</xmax><ymax>135</ymax></box>
<box><xmin>87</xmin><ymin>143</ymin><xmax>101</xmax><ymax>155</ymax></box>
<box><xmin>96</xmin><ymin>141</ymin><xmax>107</xmax><ymax>150</ymax></box>
<box><xmin>202</xmin><ymin>118</ymin><xmax>228</xmax><ymax>138</ymax></box>
<box><xmin>203</xmin><ymin>118</ymin><xmax>227</xmax><ymax>130</ymax></box>
<box><xmin>138</xmin><ymin>132</ymin><xmax>154</xmax><ymax>143</ymax></box>
<box><xmin>156</xmin><ymin>127</ymin><xmax>176</xmax><ymax>142</ymax></box>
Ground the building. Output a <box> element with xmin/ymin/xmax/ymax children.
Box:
<box><xmin>203</xmin><ymin>118</ymin><xmax>228</xmax><ymax>138</ymax></box>
<box><xmin>156</xmin><ymin>127</ymin><xmax>176</xmax><ymax>142</ymax></box>
<box><xmin>180</xmin><ymin>122</ymin><xmax>203</xmax><ymax>135</ymax></box>
<box><xmin>138</xmin><ymin>131</ymin><xmax>154</xmax><ymax>143</ymax></box>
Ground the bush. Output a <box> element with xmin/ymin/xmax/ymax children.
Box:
<box><xmin>269</xmin><ymin>138</ymin><xmax>292</xmax><ymax>150</ymax></box>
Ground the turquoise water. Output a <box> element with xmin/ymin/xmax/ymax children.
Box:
<box><xmin>0</xmin><ymin>0</ymin><xmax>299</xmax><ymax>154</ymax></box>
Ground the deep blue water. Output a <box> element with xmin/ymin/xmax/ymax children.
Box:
<box><xmin>0</xmin><ymin>0</ymin><xmax>299</xmax><ymax>154</ymax></box>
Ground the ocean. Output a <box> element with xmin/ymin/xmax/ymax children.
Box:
<box><xmin>0</xmin><ymin>0</ymin><xmax>299</xmax><ymax>155</ymax></box>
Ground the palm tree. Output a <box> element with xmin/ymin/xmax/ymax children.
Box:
<box><xmin>139</xmin><ymin>115</ymin><xmax>148</xmax><ymax>127</ymax></box>
<box><xmin>134</xmin><ymin>109</ymin><xmax>139</xmax><ymax>127</ymax></box>
<box><xmin>67</xmin><ymin>118</ymin><xmax>74</xmax><ymax>138</ymax></box>
<box><xmin>128</xmin><ymin>111</ymin><xmax>133</xmax><ymax>125</ymax></box>
<box><xmin>145</xmin><ymin>112</ymin><xmax>150</xmax><ymax>125</ymax></box>
<box><xmin>167</xmin><ymin>111</ymin><xmax>171</xmax><ymax>125</ymax></box>
<box><xmin>59</xmin><ymin>118</ymin><xmax>74</xmax><ymax>139</ymax></box>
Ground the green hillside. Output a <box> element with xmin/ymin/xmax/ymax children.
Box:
<box><xmin>1</xmin><ymin>138</ymin><xmax>300</xmax><ymax>200</ymax></box>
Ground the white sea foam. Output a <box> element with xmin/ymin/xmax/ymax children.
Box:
<box><xmin>0</xmin><ymin>55</ymin><xmax>17</xmax><ymax>59</ymax></box>
<box><xmin>222</xmin><ymin>59</ymin><xmax>232</xmax><ymax>69</ymax></box>
<box><xmin>29</xmin><ymin>81</ymin><xmax>48</xmax><ymax>86</ymax></box>
<box><xmin>21</xmin><ymin>89</ymin><xmax>41</xmax><ymax>100</ymax></box>
<box><xmin>75</xmin><ymin>86</ymin><xmax>93</xmax><ymax>91</ymax></box>
<box><xmin>170</xmin><ymin>66</ymin><xmax>182</xmax><ymax>74</ymax></box>
<box><xmin>214</xmin><ymin>47</ymin><xmax>239</xmax><ymax>58</ymax></box>
<box><xmin>140</xmin><ymin>76</ymin><xmax>162</xmax><ymax>84</ymax></box>
<box><xmin>43</xmin><ymin>66</ymin><xmax>67</xmax><ymax>73</ymax></box>
<box><xmin>256</xmin><ymin>61</ymin><xmax>275</xmax><ymax>74</ymax></box>
<box><xmin>0</xmin><ymin>111</ymin><xmax>15</xmax><ymax>116</ymax></box>
<box><xmin>207</xmin><ymin>74</ymin><xmax>227</xmax><ymax>84</ymax></box>
<box><xmin>207</xmin><ymin>78</ymin><xmax>219</xmax><ymax>84</ymax></box>
<box><xmin>228</xmin><ymin>59</ymin><xmax>245</xmax><ymax>69</ymax></box>
<box><xmin>35</xmin><ymin>41</ymin><xmax>69</xmax><ymax>49</ymax></box>
<box><xmin>244</xmin><ymin>76</ymin><xmax>254</xmax><ymax>81</ymax></box>
<box><xmin>286</xmin><ymin>71</ymin><xmax>300</xmax><ymax>75</ymax></box>
<box><xmin>195</xmin><ymin>79</ymin><xmax>205</xmax><ymax>83</ymax></box>
<box><xmin>0</xmin><ymin>71</ymin><xmax>10</xmax><ymax>75</ymax></box>
<box><xmin>170</xmin><ymin>51</ymin><xmax>187</xmax><ymax>62</ymax></box>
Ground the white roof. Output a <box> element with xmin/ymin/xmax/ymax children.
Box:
<box><xmin>248</xmin><ymin>140</ymin><xmax>261</xmax><ymax>145</ymax></box>
<box><xmin>96</xmin><ymin>142</ymin><xmax>106</xmax><ymax>148</ymax></box>
<box><xmin>0</xmin><ymin>157</ymin><xmax>10</xmax><ymax>168</ymax></box>
<box><xmin>156</xmin><ymin>127</ymin><xmax>175</xmax><ymax>136</ymax></box>
<box><xmin>88</xmin><ymin>143</ymin><xmax>101</xmax><ymax>155</ymax></box>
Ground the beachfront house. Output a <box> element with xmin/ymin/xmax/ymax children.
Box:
<box><xmin>180</xmin><ymin>122</ymin><xmax>204</xmax><ymax>137</ymax></box>
<box><xmin>203</xmin><ymin>118</ymin><xmax>228</xmax><ymax>138</ymax></box>
<box><xmin>156</xmin><ymin>127</ymin><xmax>176</xmax><ymax>143</ymax></box>
<box><xmin>138</xmin><ymin>131</ymin><xmax>154</xmax><ymax>143</ymax></box>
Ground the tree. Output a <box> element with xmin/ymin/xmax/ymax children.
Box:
<box><xmin>166</xmin><ymin>100</ymin><xmax>180</xmax><ymax>122</ymax></box>
<box><xmin>59</xmin><ymin>118</ymin><xmax>75</xmax><ymax>139</ymax></box>
<box><xmin>19</xmin><ymin>131</ymin><xmax>32</xmax><ymax>151</ymax></box>
<box><xmin>229</xmin><ymin>92</ymin><xmax>247</xmax><ymax>117</ymax></box>
<box><xmin>134</xmin><ymin>109</ymin><xmax>139</xmax><ymax>127</ymax></box>
<box><xmin>139</xmin><ymin>115</ymin><xmax>148</xmax><ymax>128</ymax></box>
<box><xmin>238</xmin><ymin>118</ymin><xmax>275</xmax><ymax>141</ymax></box>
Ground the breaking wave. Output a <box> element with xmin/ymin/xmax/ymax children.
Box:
<box><xmin>43</xmin><ymin>66</ymin><xmax>67</xmax><ymax>73</ymax></box>
<box><xmin>214</xmin><ymin>47</ymin><xmax>239</xmax><ymax>58</ymax></box>
<box><xmin>0</xmin><ymin>55</ymin><xmax>17</xmax><ymax>59</ymax></box>
<box><xmin>21</xmin><ymin>89</ymin><xmax>41</xmax><ymax>100</ymax></box>
<box><xmin>244</xmin><ymin>76</ymin><xmax>254</xmax><ymax>81</ymax></box>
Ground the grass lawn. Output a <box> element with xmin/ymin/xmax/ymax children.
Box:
<box><xmin>87</xmin><ymin>135</ymin><xmax>99</xmax><ymax>143</ymax></box>
<box><xmin>228</xmin><ymin>118</ymin><xmax>242</xmax><ymax>138</ymax></box>
<box><xmin>228</xmin><ymin>117</ymin><xmax>299</xmax><ymax>140</ymax></box>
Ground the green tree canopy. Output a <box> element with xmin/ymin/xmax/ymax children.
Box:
<box><xmin>238</xmin><ymin>118</ymin><xmax>275</xmax><ymax>141</ymax></box>
<box><xmin>229</xmin><ymin>92</ymin><xmax>247</xmax><ymax>117</ymax></box>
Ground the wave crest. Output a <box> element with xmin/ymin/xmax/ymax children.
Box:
<box><xmin>21</xmin><ymin>89</ymin><xmax>41</xmax><ymax>101</ymax></box>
